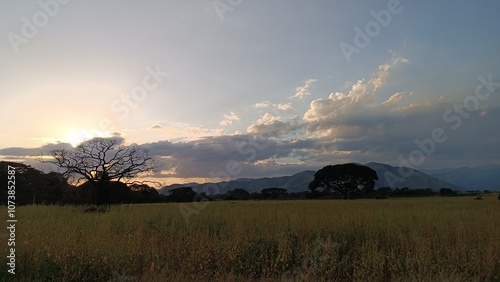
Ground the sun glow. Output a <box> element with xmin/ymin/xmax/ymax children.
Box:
<box><xmin>64</xmin><ymin>129</ymin><xmax>111</xmax><ymax>147</ymax></box>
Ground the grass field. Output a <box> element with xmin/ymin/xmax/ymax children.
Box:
<box><xmin>1</xmin><ymin>196</ymin><xmax>499</xmax><ymax>281</ymax></box>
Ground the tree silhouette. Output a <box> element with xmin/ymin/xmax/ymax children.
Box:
<box><xmin>439</xmin><ymin>188</ymin><xmax>457</xmax><ymax>196</ymax></box>
<box><xmin>261</xmin><ymin>188</ymin><xmax>287</xmax><ymax>199</ymax></box>
<box><xmin>227</xmin><ymin>188</ymin><xmax>250</xmax><ymax>200</ymax></box>
<box><xmin>167</xmin><ymin>187</ymin><xmax>196</xmax><ymax>202</ymax></box>
<box><xmin>39</xmin><ymin>137</ymin><xmax>158</xmax><ymax>205</ymax></box>
<box><xmin>0</xmin><ymin>161</ymin><xmax>67</xmax><ymax>205</ymax></box>
<box><xmin>309</xmin><ymin>163</ymin><xmax>378</xmax><ymax>199</ymax></box>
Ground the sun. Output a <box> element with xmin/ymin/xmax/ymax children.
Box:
<box><xmin>64</xmin><ymin>129</ymin><xmax>111</xmax><ymax>147</ymax></box>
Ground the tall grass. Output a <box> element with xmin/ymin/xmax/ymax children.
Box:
<box><xmin>1</xmin><ymin>196</ymin><xmax>499</xmax><ymax>281</ymax></box>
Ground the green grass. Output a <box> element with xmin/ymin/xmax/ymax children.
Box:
<box><xmin>1</xmin><ymin>196</ymin><xmax>499</xmax><ymax>281</ymax></box>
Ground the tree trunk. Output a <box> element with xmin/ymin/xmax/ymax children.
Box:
<box><xmin>95</xmin><ymin>182</ymin><xmax>109</xmax><ymax>206</ymax></box>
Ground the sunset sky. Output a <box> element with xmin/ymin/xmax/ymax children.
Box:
<box><xmin>1</xmin><ymin>0</ymin><xmax>500</xmax><ymax>184</ymax></box>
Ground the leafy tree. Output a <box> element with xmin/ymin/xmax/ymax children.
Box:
<box><xmin>39</xmin><ymin>137</ymin><xmax>158</xmax><ymax>205</ymax></box>
<box><xmin>306</xmin><ymin>189</ymin><xmax>322</xmax><ymax>199</ymax></box>
<box><xmin>130</xmin><ymin>183</ymin><xmax>162</xmax><ymax>203</ymax></box>
<box><xmin>0</xmin><ymin>161</ymin><xmax>68</xmax><ymax>205</ymax></box>
<box><xmin>309</xmin><ymin>163</ymin><xmax>378</xmax><ymax>199</ymax></box>
<box><xmin>227</xmin><ymin>188</ymin><xmax>250</xmax><ymax>200</ymax></box>
<box><xmin>376</xmin><ymin>186</ymin><xmax>393</xmax><ymax>197</ymax></box>
<box><xmin>439</xmin><ymin>188</ymin><xmax>458</xmax><ymax>196</ymax></box>
<box><xmin>261</xmin><ymin>188</ymin><xmax>287</xmax><ymax>199</ymax></box>
<box><xmin>167</xmin><ymin>187</ymin><xmax>196</xmax><ymax>202</ymax></box>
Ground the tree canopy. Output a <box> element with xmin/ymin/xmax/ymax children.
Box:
<box><xmin>261</xmin><ymin>188</ymin><xmax>288</xmax><ymax>199</ymax></box>
<box><xmin>167</xmin><ymin>187</ymin><xmax>197</xmax><ymax>202</ymax></box>
<box><xmin>0</xmin><ymin>161</ymin><xmax>67</xmax><ymax>205</ymax></box>
<box><xmin>309</xmin><ymin>163</ymin><xmax>378</xmax><ymax>199</ymax></box>
<box><xmin>227</xmin><ymin>188</ymin><xmax>251</xmax><ymax>200</ymax></box>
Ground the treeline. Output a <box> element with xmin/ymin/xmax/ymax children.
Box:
<box><xmin>169</xmin><ymin>186</ymin><xmax>491</xmax><ymax>203</ymax></box>
<box><xmin>166</xmin><ymin>187</ymin><xmax>294</xmax><ymax>202</ymax></box>
<box><xmin>308</xmin><ymin>186</ymin><xmax>489</xmax><ymax>199</ymax></box>
<box><xmin>1</xmin><ymin>161</ymin><xmax>495</xmax><ymax>206</ymax></box>
<box><xmin>0</xmin><ymin>162</ymin><xmax>299</xmax><ymax>205</ymax></box>
<box><xmin>0</xmin><ymin>161</ymin><xmax>166</xmax><ymax>205</ymax></box>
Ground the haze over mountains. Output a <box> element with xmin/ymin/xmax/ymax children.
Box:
<box><xmin>423</xmin><ymin>165</ymin><xmax>500</xmax><ymax>191</ymax></box>
<box><xmin>160</xmin><ymin>162</ymin><xmax>499</xmax><ymax>195</ymax></box>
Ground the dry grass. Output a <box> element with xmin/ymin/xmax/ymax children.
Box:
<box><xmin>1</xmin><ymin>196</ymin><xmax>499</xmax><ymax>281</ymax></box>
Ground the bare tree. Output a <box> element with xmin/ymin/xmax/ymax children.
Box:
<box><xmin>39</xmin><ymin>137</ymin><xmax>159</xmax><ymax>205</ymax></box>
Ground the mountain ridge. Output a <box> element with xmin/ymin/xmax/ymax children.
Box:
<box><xmin>424</xmin><ymin>165</ymin><xmax>500</xmax><ymax>190</ymax></box>
<box><xmin>160</xmin><ymin>162</ymin><xmax>467</xmax><ymax>195</ymax></box>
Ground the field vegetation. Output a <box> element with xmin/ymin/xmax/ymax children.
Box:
<box><xmin>1</xmin><ymin>196</ymin><xmax>499</xmax><ymax>281</ymax></box>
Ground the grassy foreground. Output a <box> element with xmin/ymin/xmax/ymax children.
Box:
<box><xmin>1</xmin><ymin>197</ymin><xmax>499</xmax><ymax>281</ymax></box>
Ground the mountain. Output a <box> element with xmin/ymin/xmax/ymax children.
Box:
<box><xmin>364</xmin><ymin>162</ymin><xmax>463</xmax><ymax>190</ymax></box>
<box><xmin>160</xmin><ymin>162</ymin><xmax>463</xmax><ymax>195</ymax></box>
<box><xmin>423</xmin><ymin>164</ymin><xmax>500</xmax><ymax>190</ymax></box>
<box><xmin>160</xmin><ymin>170</ymin><xmax>316</xmax><ymax>195</ymax></box>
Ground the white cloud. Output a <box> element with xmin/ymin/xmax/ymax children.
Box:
<box><xmin>219</xmin><ymin>111</ymin><xmax>241</xmax><ymax>126</ymax></box>
<box><xmin>254</xmin><ymin>101</ymin><xmax>293</xmax><ymax>111</ymax></box>
<box><xmin>303</xmin><ymin>57</ymin><xmax>412</xmax><ymax>132</ymax></box>
<box><xmin>254</xmin><ymin>101</ymin><xmax>271</xmax><ymax>108</ymax></box>
<box><xmin>256</xmin><ymin>113</ymin><xmax>282</xmax><ymax>125</ymax></box>
<box><xmin>369</xmin><ymin>56</ymin><xmax>409</xmax><ymax>91</ymax></box>
<box><xmin>277</xmin><ymin>102</ymin><xmax>293</xmax><ymax>110</ymax></box>
<box><xmin>291</xmin><ymin>78</ymin><xmax>318</xmax><ymax>99</ymax></box>
<box><xmin>304</xmin><ymin>78</ymin><xmax>371</xmax><ymax>124</ymax></box>
<box><xmin>381</xmin><ymin>91</ymin><xmax>413</xmax><ymax>107</ymax></box>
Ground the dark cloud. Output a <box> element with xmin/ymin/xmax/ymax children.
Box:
<box><xmin>144</xmin><ymin>135</ymin><xmax>322</xmax><ymax>177</ymax></box>
<box><xmin>0</xmin><ymin>135</ymin><xmax>128</xmax><ymax>157</ymax></box>
<box><xmin>0</xmin><ymin>142</ymin><xmax>73</xmax><ymax>156</ymax></box>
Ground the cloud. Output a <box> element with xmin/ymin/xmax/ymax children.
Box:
<box><xmin>253</xmin><ymin>101</ymin><xmax>293</xmax><ymax>111</ymax></box>
<box><xmin>254</xmin><ymin>101</ymin><xmax>271</xmax><ymax>108</ymax></box>
<box><xmin>304</xmin><ymin>79</ymin><xmax>370</xmax><ymax>126</ymax></box>
<box><xmin>3</xmin><ymin>106</ymin><xmax>500</xmax><ymax>181</ymax></box>
<box><xmin>381</xmin><ymin>91</ymin><xmax>413</xmax><ymax>107</ymax></box>
<box><xmin>0</xmin><ymin>143</ymin><xmax>73</xmax><ymax>157</ymax></box>
<box><xmin>277</xmin><ymin>102</ymin><xmax>293</xmax><ymax>110</ymax></box>
<box><xmin>247</xmin><ymin>120</ymin><xmax>302</xmax><ymax>138</ymax></box>
<box><xmin>256</xmin><ymin>113</ymin><xmax>282</xmax><ymax>125</ymax></box>
<box><xmin>246</xmin><ymin>112</ymin><xmax>304</xmax><ymax>138</ymax></box>
<box><xmin>144</xmin><ymin>135</ymin><xmax>319</xmax><ymax>178</ymax></box>
<box><xmin>297</xmin><ymin>55</ymin><xmax>500</xmax><ymax>168</ymax></box>
<box><xmin>369</xmin><ymin>56</ymin><xmax>408</xmax><ymax>91</ymax></box>
<box><xmin>149</xmin><ymin>122</ymin><xmax>225</xmax><ymax>141</ymax></box>
<box><xmin>304</xmin><ymin>57</ymin><xmax>411</xmax><ymax>131</ymax></box>
<box><xmin>219</xmin><ymin>111</ymin><xmax>241</xmax><ymax>126</ymax></box>
<box><xmin>291</xmin><ymin>78</ymin><xmax>318</xmax><ymax>99</ymax></box>
<box><xmin>3</xmin><ymin>57</ymin><xmax>499</xmax><ymax>182</ymax></box>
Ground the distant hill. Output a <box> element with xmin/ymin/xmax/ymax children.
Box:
<box><xmin>160</xmin><ymin>170</ymin><xmax>316</xmax><ymax>195</ymax></box>
<box><xmin>160</xmin><ymin>162</ymin><xmax>463</xmax><ymax>195</ymax></box>
<box><xmin>423</xmin><ymin>164</ymin><xmax>500</xmax><ymax>190</ymax></box>
<box><xmin>364</xmin><ymin>162</ymin><xmax>463</xmax><ymax>190</ymax></box>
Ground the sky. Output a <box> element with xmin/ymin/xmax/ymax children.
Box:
<box><xmin>1</xmin><ymin>0</ymin><xmax>500</xmax><ymax>185</ymax></box>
